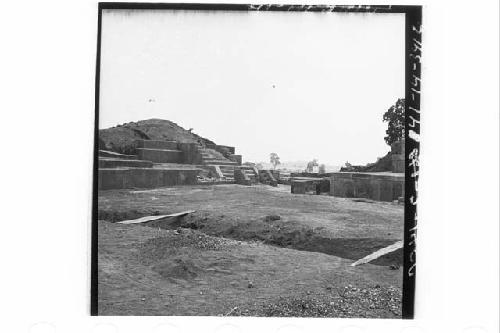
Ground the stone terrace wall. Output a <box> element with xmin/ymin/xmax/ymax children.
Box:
<box><xmin>330</xmin><ymin>172</ymin><xmax>404</xmax><ymax>202</ymax></box>
<box><xmin>98</xmin><ymin>168</ymin><xmax>199</xmax><ymax>190</ymax></box>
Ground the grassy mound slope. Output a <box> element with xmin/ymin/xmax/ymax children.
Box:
<box><xmin>99</xmin><ymin>118</ymin><xmax>215</xmax><ymax>155</ymax></box>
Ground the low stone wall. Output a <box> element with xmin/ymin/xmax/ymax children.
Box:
<box><xmin>98</xmin><ymin>168</ymin><xmax>200</xmax><ymax>190</ymax></box>
<box><xmin>330</xmin><ymin>172</ymin><xmax>404</xmax><ymax>202</ymax></box>
<box><xmin>137</xmin><ymin>148</ymin><xmax>184</xmax><ymax>163</ymax></box>
<box><xmin>137</xmin><ymin>139</ymin><xmax>178</xmax><ymax>150</ymax></box>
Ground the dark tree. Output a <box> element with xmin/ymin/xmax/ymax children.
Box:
<box><xmin>383</xmin><ymin>98</ymin><xmax>405</xmax><ymax>145</ymax></box>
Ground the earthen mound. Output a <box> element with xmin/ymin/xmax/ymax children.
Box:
<box><xmin>99</xmin><ymin>118</ymin><xmax>215</xmax><ymax>155</ymax></box>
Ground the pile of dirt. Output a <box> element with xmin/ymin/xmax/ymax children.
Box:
<box><xmin>137</xmin><ymin>231</ymin><xmax>235</xmax><ymax>265</ymax></box>
<box><xmin>99</xmin><ymin>118</ymin><xmax>215</xmax><ymax>155</ymax></box>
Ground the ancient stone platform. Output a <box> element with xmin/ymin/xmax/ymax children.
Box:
<box><xmin>98</xmin><ymin>139</ymin><xmax>275</xmax><ymax>190</ymax></box>
<box><xmin>330</xmin><ymin>172</ymin><xmax>404</xmax><ymax>202</ymax></box>
<box><xmin>98</xmin><ymin>167</ymin><xmax>200</xmax><ymax>190</ymax></box>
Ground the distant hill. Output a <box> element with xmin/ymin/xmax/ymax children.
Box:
<box><xmin>99</xmin><ymin>119</ymin><xmax>215</xmax><ymax>155</ymax></box>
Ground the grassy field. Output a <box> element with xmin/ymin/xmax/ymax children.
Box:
<box><xmin>97</xmin><ymin>184</ymin><xmax>404</xmax><ymax>317</ymax></box>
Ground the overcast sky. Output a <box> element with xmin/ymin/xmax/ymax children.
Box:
<box><xmin>99</xmin><ymin>9</ymin><xmax>404</xmax><ymax>166</ymax></box>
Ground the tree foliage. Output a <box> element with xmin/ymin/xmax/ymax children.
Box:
<box><xmin>383</xmin><ymin>98</ymin><xmax>405</xmax><ymax>146</ymax></box>
<box><xmin>270</xmin><ymin>153</ymin><xmax>281</xmax><ymax>170</ymax></box>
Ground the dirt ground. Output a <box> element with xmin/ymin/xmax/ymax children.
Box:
<box><xmin>97</xmin><ymin>184</ymin><xmax>404</xmax><ymax>317</ymax></box>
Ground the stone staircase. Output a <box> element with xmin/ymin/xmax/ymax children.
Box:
<box><xmin>199</xmin><ymin>147</ymin><xmax>237</xmax><ymax>165</ymax></box>
<box><xmin>198</xmin><ymin>147</ymin><xmax>238</xmax><ymax>181</ymax></box>
<box><xmin>259</xmin><ymin>169</ymin><xmax>278</xmax><ymax>186</ymax></box>
<box><xmin>240</xmin><ymin>166</ymin><xmax>259</xmax><ymax>184</ymax></box>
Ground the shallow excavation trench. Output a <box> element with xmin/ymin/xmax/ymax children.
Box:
<box><xmin>99</xmin><ymin>210</ymin><xmax>403</xmax><ymax>267</ymax></box>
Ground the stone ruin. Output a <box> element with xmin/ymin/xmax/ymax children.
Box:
<box><xmin>98</xmin><ymin>139</ymin><xmax>278</xmax><ymax>190</ymax></box>
<box><xmin>290</xmin><ymin>139</ymin><xmax>405</xmax><ymax>202</ymax></box>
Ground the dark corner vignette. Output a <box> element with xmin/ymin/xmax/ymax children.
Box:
<box><xmin>91</xmin><ymin>3</ymin><xmax>422</xmax><ymax>318</ymax></box>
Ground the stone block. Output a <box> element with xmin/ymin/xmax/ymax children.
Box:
<box><xmin>178</xmin><ymin>143</ymin><xmax>203</xmax><ymax>164</ymax></box>
<box><xmin>136</xmin><ymin>140</ymin><xmax>178</xmax><ymax>150</ymax></box>
<box><xmin>234</xmin><ymin>168</ymin><xmax>252</xmax><ymax>185</ymax></box>
<box><xmin>98</xmin><ymin>168</ymin><xmax>200</xmax><ymax>190</ymax></box>
<box><xmin>330</xmin><ymin>173</ymin><xmax>354</xmax><ymax>197</ymax></box>
<box><xmin>370</xmin><ymin>175</ymin><xmax>395</xmax><ymax>202</ymax></box>
<box><xmin>291</xmin><ymin>180</ymin><xmax>306</xmax><ymax>194</ymax></box>
<box><xmin>216</xmin><ymin>145</ymin><xmax>235</xmax><ymax>155</ymax></box>
<box><xmin>229</xmin><ymin>154</ymin><xmax>242</xmax><ymax>165</ymax></box>
<box><xmin>137</xmin><ymin>148</ymin><xmax>184</xmax><ymax>163</ymax></box>
<box><xmin>391</xmin><ymin>154</ymin><xmax>405</xmax><ymax>173</ymax></box>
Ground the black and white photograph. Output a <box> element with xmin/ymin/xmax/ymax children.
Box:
<box><xmin>93</xmin><ymin>4</ymin><xmax>420</xmax><ymax>318</ymax></box>
<box><xmin>2</xmin><ymin>0</ymin><xmax>500</xmax><ymax>331</ymax></box>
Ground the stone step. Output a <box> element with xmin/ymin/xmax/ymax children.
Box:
<box><xmin>136</xmin><ymin>139</ymin><xmax>178</xmax><ymax>150</ymax></box>
<box><xmin>99</xmin><ymin>150</ymin><xmax>137</xmax><ymax>160</ymax></box>
<box><xmin>99</xmin><ymin>158</ymin><xmax>153</xmax><ymax>169</ymax></box>
<box><xmin>219</xmin><ymin>165</ymin><xmax>235</xmax><ymax>169</ymax></box>
<box><xmin>203</xmin><ymin>160</ymin><xmax>237</xmax><ymax>166</ymax></box>
<box><xmin>201</xmin><ymin>153</ymin><xmax>228</xmax><ymax>158</ymax></box>
<box><xmin>136</xmin><ymin>148</ymin><xmax>184</xmax><ymax>163</ymax></box>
